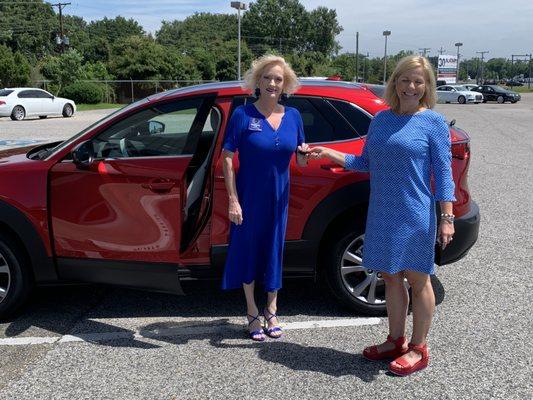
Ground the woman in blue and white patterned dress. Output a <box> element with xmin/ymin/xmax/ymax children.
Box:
<box><xmin>309</xmin><ymin>56</ymin><xmax>455</xmax><ymax>376</ymax></box>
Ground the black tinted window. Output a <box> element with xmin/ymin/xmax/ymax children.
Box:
<box><xmin>230</xmin><ymin>96</ymin><xmax>358</xmax><ymax>143</ymax></box>
<box><xmin>35</xmin><ymin>90</ymin><xmax>52</xmax><ymax>98</ymax></box>
<box><xmin>17</xmin><ymin>90</ymin><xmax>34</xmax><ymax>98</ymax></box>
<box><xmin>328</xmin><ymin>100</ymin><xmax>371</xmax><ymax>137</ymax></box>
<box><xmin>0</xmin><ymin>89</ymin><xmax>14</xmax><ymax>96</ymax></box>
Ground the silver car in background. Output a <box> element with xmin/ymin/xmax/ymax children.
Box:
<box><xmin>0</xmin><ymin>88</ymin><xmax>76</xmax><ymax>121</ymax></box>
<box><xmin>436</xmin><ymin>85</ymin><xmax>483</xmax><ymax>104</ymax></box>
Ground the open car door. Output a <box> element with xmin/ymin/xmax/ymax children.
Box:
<box><xmin>49</xmin><ymin>94</ymin><xmax>217</xmax><ymax>294</ymax></box>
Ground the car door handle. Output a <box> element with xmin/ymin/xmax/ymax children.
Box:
<box><xmin>142</xmin><ymin>179</ymin><xmax>175</xmax><ymax>192</ymax></box>
<box><xmin>320</xmin><ymin>164</ymin><xmax>349</xmax><ymax>173</ymax></box>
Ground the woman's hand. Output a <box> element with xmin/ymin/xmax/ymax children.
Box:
<box><xmin>438</xmin><ymin>221</ymin><xmax>455</xmax><ymax>249</ymax></box>
<box><xmin>297</xmin><ymin>143</ymin><xmax>310</xmax><ymax>166</ymax></box>
<box><xmin>307</xmin><ymin>146</ymin><xmax>329</xmax><ymax>159</ymax></box>
<box><xmin>228</xmin><ymin>198</ymin><xmax>243</xmax><ymax>225</ymax></box>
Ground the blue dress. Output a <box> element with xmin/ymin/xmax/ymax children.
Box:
<box><xmin>222</xmin><ymin>104</ymin><xmax>305</xmax><ymax>291</ymax></box>
<box><xmin>345</xmin><ymin>109</ymin><xmax>455</xmax><ymax>275</ymax></box>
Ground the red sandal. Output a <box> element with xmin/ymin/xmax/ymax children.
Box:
<box><xmin>389</xmin><ymin>342</ymin><xmax>429</xmax><ymax>376</ymax></box>
<box><xmin>363</xmin><ymin>335</ymin><xmax>408</xmax><ymax>361</ymax></box>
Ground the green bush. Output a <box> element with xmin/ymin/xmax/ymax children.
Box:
<box><xmin>61</xmin><ymin>82</ymin><xmax>104</xmax><ymax>104</ymax></box>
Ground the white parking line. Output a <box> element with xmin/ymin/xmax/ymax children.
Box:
<box><xmin>0</xmin><ymin>317</ymin><xmax>381</xmax><ymax>346</ymax></box>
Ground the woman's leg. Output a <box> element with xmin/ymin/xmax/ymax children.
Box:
<box><xmin>243</xmin><ymin>281</ymin><xmax>263</xmax><ymax>339</ymax></box>
<box><xmin>264</xmin><ymin>290</ymin><xmax>282</xmax><ymax>338</ymax></box>
<box><xmin>370</xmin><ymin>271</ymin><xmax>409</xmax><ymax>352</ymax></box>
<box><xmin>390</xmin><ymin>271</ymin><xmax>434</xmax><ymax>367</ymax></box>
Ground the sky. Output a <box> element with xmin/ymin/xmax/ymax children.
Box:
<box><xmin>65</xmin><ymin>0</ymin><xmax>533</xmax><ymax>60</ymax></box>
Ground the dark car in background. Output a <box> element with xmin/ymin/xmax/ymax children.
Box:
<box><xmin>472</xmin><ymin>85</ymin><xmax>521</xmax><ymax>103</ymax></box>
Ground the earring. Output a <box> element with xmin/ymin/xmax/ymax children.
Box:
<box><xmin>254</xmin><ymin>87</ymin><xmax>260</xmax><ymax>97</ymax></box>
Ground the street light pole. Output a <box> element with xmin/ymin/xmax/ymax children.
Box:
<box><xmin>382</xmin><ymin>30</ymin><xmax>391</xmax><ymax>83</ymax></box>
<box><xmin>455</xmin><ymin>42</ymin><xmax>463</xmax><ymax>82</ymax></box>
<box><xmin>230</xmin><ymin>2</ymin><xmax>247</xmax><ymax>80</ymax></box>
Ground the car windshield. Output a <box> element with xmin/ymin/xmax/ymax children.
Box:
<box><xmin>0</xmin><ymin>89</ymin><xmax>14</xmax><ymax>96</ymax></box>
<box><xmin>44</xmin><ymin>99</ymin><xmax>149</xmax><ymax>159</ymax></box>
<box><xmin>453</xmin><ymin>86</ymin><xmax>467</xmax><ymax>91</ymax></box>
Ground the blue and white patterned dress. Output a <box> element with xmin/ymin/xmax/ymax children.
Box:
<box><xmin>345</xmin><ymin>109</ymin><xmax>455</xmax><ymax>275</ymax></box>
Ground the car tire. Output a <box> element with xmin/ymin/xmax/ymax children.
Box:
<box><xmin>322</xmin><ymin>226</ymin><xmax>390</xmax><ymax>316</ymax></box>
<box><xmin>10</xmin><ymin>105</ymin><xmax>26</xmax><ymax>121</ymax></box>
<box><xmin>0</xmin><ymin>233</ymin><xmax>32</xmax><ymax>321</ymax></box>
<box><xmin>39</xmin><ymin>116</ymin><xmax>47</xmax><ymax>119</ymax></box>
<box><xmin>458</xmin><ymin>95</ymin><xmax>466</xmax><ymax>104</ymax></box>
<box><xmin>62</xmin><ymin>104</ymin><xmax>74</xmax><ymax>118</ymax></box>
<box><xmin>511</xmin><ymin>100</ymin><xmax>517</xmax><ymax>104</ymax></box>
<box><xmin>497</xmin><ymin>96</ymin><xmax>505</xmax><ymax>104</ymax></box>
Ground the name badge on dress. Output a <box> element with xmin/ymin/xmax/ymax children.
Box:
<box><xmin>248</xmin><ymin>117</ymin><xmax>263</xmax><ymax>131</ymax></box>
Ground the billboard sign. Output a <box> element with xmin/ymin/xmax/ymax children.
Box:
<box><xmin>438</xmin><ymin>55</ymin><xmax>458</xmax><ymax>83</ymax></box>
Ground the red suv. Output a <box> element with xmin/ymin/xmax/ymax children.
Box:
<box><xmin>0</xmin><ymin>81</ymin><xmax>480</xmax><ymax>318</ymax></box>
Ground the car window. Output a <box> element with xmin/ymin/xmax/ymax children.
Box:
<box><xmin>0</xmin><ymin>89</ymin><xmax>14</xmax><ymax>96</ymax></box>
<box><xmin>35</xmin><ymin>90</ymin><xmax>53</xmax><ymax>99</ymax></box>
<box><xmin>17</xmin><ymin>90</ymin><xmax>35</xmax><ymax>98</ymax></box>
<box><xmin>230</xmin><ymin>95</ymin><xmax>359</xmax><ymax>143</ymax></box>
<box><xmin>90</xmin><ymin>98</ymin><xmax>212</xmax><ymax>159</ymax></box>
<box><xmin>327</xmin><ymin>99</ymin><xmax>371</xmax><ymax>137</ymax></box>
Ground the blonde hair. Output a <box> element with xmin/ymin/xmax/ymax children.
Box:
<box><xmin>384</xmin><ymin>55</ymin><xmax>437</xmax><ymax>112</ymax></box>
<box><xmin>242</xmin><ymin>54</ymin><xmax>300</xmax><ymax>95</ymax></box>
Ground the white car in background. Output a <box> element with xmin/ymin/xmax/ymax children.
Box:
<box><xmin>436</xmin><ymin>85</ymin><xmax>483</xmax><ymax>104</ymax></box>
<box><xmin>0</xmin><ymin>88</ymin><xmax>76</xmax><ymax>121</ymax></box>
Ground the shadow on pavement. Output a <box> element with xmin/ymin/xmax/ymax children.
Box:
<box><xmin>1</xmin><ymin>276</ymin><xmax>446</xmax><ymax>354</ymax></box>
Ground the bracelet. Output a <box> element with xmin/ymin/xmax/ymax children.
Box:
<box><xmin>440</xmin><ymin>213</ymin><xmax>455</xmax><ymax>223</ymax></box>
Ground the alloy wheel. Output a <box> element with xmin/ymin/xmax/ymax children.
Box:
<box><xmin>12</xmin><ymin>106</ymin><xmax>25</xmax><ymax>121</ymax></box>
<box><xmin>339</xmin><ymin>234</ymin><xmax>408</xmax><ymax>306</ymax></box>
<box><xmin>0</xmin><ymin>251</ymin><xmax>11</xmax><ymax>304</ymax></box>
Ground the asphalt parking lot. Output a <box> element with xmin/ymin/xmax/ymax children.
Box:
<box><xmin>0</xmin><ymin>95</ymin><xmax>532</xmax><ymax>399</ymax></box>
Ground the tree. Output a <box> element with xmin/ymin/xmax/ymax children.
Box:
<box><xmin>109</xmin><ymin>36</ymin><xmax>200</xmax><ymax>81</ymax></box>
<box><xmin>156</xmin><ymin>13</ymin><xmax>236</xmax><ymax>51</ymax></box>
<box><xmin>87</xmin><ymin>16</ymin><xmax>144</xmax><ymax>44</ymax></box>
<box><xmin>0</xmin><ymin>0</ymin><xmax>56</xmax><ymax>61</ymax></box>
<box><xmin>306</xmin><ymin>7</ymin><xmax>342</xmax><ymax>55</ymax></box>
<box><xmin>242</xmin><ymin>0</ymin><xmax>342</xmax><ymax>57</ymax></box>
<box><xmin>0</xmin><ymin>45</ymin><xmax>31</xmax><ymax>87</ymax></box>
<box><xmin>39</xmin><ymin>49</ymin><xmax>84</xmax><ymax>93</ymax></box>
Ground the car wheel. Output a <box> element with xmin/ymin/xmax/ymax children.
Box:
<box><xmin>511</xmin><ymin>100</ymin><xmax>517</xmax><ymax>104</ymax></box>
<box><xmin>62</xmin><ymin>104</ymin><xmax>74</xmax><ymax>118</ymax></box>
<box><xmin>39</xmin><ymin>116</ymin><xmax>47</xmax><ymax>119</ymax></box>
<box><xmin>322</xmin><ymin>227</ymin><xmax>406</xmax><ymax>316</ymax></box>
<box><xmin>497</xmin><ymin>96</ymin><xmax>505</xmax><ymax>104</ymax></box>
<box><xmin>10</xmin><ymin>105</ymin><xmax>26</xmax><ymax>121</ymax></box>
<box><xmin>458</xmin><ymin>95</ymin><xmax>466</xmax><ymax>104</ymax></box>
<box><xmin>0</xmin><ymin>233</ymin><xmax>32</xmax><ymax>320</ymax></box>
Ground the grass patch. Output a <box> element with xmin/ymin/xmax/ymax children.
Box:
<box><xmin>502</xmin><ymin>86</ymin><xmax>533</xmax><ymax>93</ymax></box>
<box><xmin>77</xmin><ymin>103</ymin><xmax>125</xmax><ymax>111</ymax></box>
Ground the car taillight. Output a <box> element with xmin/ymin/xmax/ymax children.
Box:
<box><xmin>0</xmin><ymin>101</ymin><xmax>5</xmax><ymax>105</ymax></box>
<box><xmin>452</xmin><ymin>141</ymin><xmax>470</xmax><ymax>160</ymax></box>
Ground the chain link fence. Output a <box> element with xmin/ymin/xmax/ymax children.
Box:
<box><xmin>34</xmin><ymin>79</ymin><xmax>218</xmax><ymax>104</ymax></box>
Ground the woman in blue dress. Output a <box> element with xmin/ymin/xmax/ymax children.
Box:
<box><xmin>221</xmin><ymin>55</ymin><xmax>308</xmax><ymax>341</ymax></box>
<box><xmin>309</xmin><ymin>56</ymin><xmax>455</xmax><ymax>375</ymax></box>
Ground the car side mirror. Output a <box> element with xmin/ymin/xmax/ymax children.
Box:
<box><xmin>71</xmin><ymin>140</ymin><xmax>95</xmax><ymax>169</ymax></box>
<box><xmin>149</xmin><ymin>121</ymin><xmax>165</xmax><ymax>134</ymax></box>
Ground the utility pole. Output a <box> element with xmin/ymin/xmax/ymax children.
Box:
<box><xmin>476</xmin><ymin>51</ymin><xmax>489</xmax><ymax>84</ymax></box>
<box><xmin>363</xmin><ymin>52</ymin><xmax>369</xmax><ymax>83</ymax></box>
<box><xmin>437</xmin><ymin>46</ymin><xmax>446</xmax><ymax>55</ymax></box>
<box><xmin>355</xmin><ymin>32</ymin><xmax>359</xmax><ymax>82</ymax></box>
<box><xmin>455</xmin><ymin>42</ymin><xmax>463</xmax><ymax>82</ymax></box>
<box><xmin>382</xmin><ymin>30</ymin><xmax>391</xmax><ymax>84</ymax></box>
<box><xmin>511</xmin><ymin>54</ymin><xmax>530</xmax><ymax>85</ymax></box>
<box><xmin>419</xmin><ymin>48</ymin><xmax>431</xmax><ymax>57</ymax></box>
<box><xmin>51</xmin><ymin>2</ymin><xmax>71</xmax><ymax>53</ymax></box>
